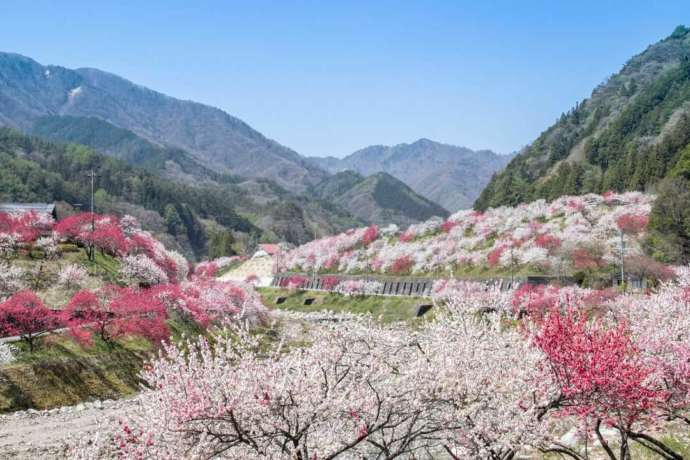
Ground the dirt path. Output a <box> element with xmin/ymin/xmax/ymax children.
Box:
<box><xmin>0</xmin><ymin>398</ymin><xmax>139</xmax><ymax>459</ymax></box>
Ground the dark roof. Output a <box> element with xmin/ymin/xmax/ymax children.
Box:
<box><xmin>0</xmin><ymin>203</ymin><xmax>56</xmax><ymax>215</ymax></box>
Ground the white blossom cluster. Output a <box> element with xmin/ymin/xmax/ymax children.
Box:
<box><xmin>75</xmin><ymin>307</ymin><xmax>547</xmax><ymax>459</ymax></box>
<box><xmin>0</xmin><ymin>342</ymin><xmax>15</xmax><ymax>365</ymax></box>
<box><xmin>334</xmin><ymin>279</ymin><xmax>384</xmax><ymax>297</ymax></box>
<box><xmin>0</xmin><ymin>233</ymin><xmax>17</xmax><ymax>259</ymax></box>
<box><xmin>0</xmin><ymin>264</ymin><xmax>24</xmax><ymax>299</ymax></box>
<box><xmin>123</xmin><ymin>218</ymin><xmax>189</xmax><ymax>284</ymax></box>
<box><xmin>58</xmin><ymin>264</ymin><xmax>88</xmax><ymax>290</ymax></box>
<box><xmin>35</xmin><ymin>233</ymin><xmax>59</xmax><ymax>259</ymax></box>
<box><xmin>121</xmin><ymin>254</ymin><xmax>170</xmax><ymax>286</ymax></box>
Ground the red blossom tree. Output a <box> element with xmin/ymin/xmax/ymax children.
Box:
<box><xmin>390</xmin><ymin>255</ymin><xmax>413</xmax><ymax>274</ymax></box>
<box><xmin>63</xmin><ymin>286</ymin><xmax>169</xmax><ymax>348</ymax></box>
<box><xmin>0</xmin><ymin>291</ymin><xmax>62</xmax><ymax>351</ymax></box>
<box><xmin>441</xmin><ymin>220</ymin><xmax>459</xmax><ymax>233</ymax></box>
<box><xmin>361</xmin><ymin>225</ymin><xmax>378</xmax><ymax>246</ymax></box>
<box><xmin>0</xmin><ymin>211</ymin><xmax>51</xmax><ymax>244</ymax></box>
<box><xmin>281</xmin><ymin>275</ymin><xmax>309</xmax><ymax>290</ymax></box>
<box><xmin>616</xmin><ymin>213</ymin><xmax>649</xmax><ymax>235</ymax></box>
<box><xmin>151</xmin><ymin>284</ymin><xmax>210</xmax><ymax>328</ymax></box>
<box><xmin>487</xmin><ymin>245</ymin><xmax>506</xmax><ymax>268</ymax></box>
<box><xmin>56</xmin><ymin>213</ymin><xmax>129</xmax><ymax>257</ymax></box>
<box><xmin>193</xmin><ymin>262</ymin><xmax>219</xmax><ymax>279</ymax></box>
<box><xmin>532</xmin><ymin>308</ymin><xmax>681</xmax><ymax>459</ymax></box>
<box><xmin>322</xmin><ymin>276</ymin><xmax>340</xmax><ymax>290</ymax></box>
<box><xmin>535</xmin><ymin>234</ymin><xmax>562</xmax><ymax>253</ymax></box>
<box><xmin>398</xmin><ymin>232</ymin><xmax>413</xmax><ymax>243</ymax></box>
<box><xmin>90</xmin><ymin>223</ymin><xmax>129</xmax><ymax>256</ymax></box>
<box><xmin>570</xmin><ymin>246</ymin><xmax>605</xmax><ymax>271</ymax></box>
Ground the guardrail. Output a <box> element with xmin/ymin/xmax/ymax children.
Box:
<box><xmin>270</xmin><ymin>273</ymin><xmax>576</xmax><ymax>298</ymax></box>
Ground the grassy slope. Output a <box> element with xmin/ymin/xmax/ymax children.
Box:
<box><xmin>0</xmin><ymin>246</ymin><xmax>199</xmax><ymax>413</ymax></box>
<box><xmin>258</xmin><ymin>287</ymin><xmax>430</xmax><ymax>323</ymax></box>
<box><xmin>0</xmin><ymin>316</ymin><xmax>204</xmax><ymax>413</ymax></box>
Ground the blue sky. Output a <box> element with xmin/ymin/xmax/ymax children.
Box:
<box><xmin>1</xmin><ymin>1</ymin><xmax>687</xmax><ymax>157</ymax></box>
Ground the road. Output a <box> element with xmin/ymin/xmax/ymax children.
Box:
<box><xmin>0</xmin><ymin>398</ymin><xmax>138</xmax><ymax>459</ymax></box>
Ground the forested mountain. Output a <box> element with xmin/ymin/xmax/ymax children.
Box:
<box><xmin>0</xmin><ymin>128</ymin><xmax>363</xmax><ymax>258</ymax></box>
<box><xmin>311</xmin><ymin>171</ymin><xmax>449</xmax><ymax>227</ymax></box>
<box><xmin>31</xmin><ymin>115</ymin><xmax>220</xmax><ymax>183</ymax></box>
<box><xmin>29</xmin><ymin>114</ymin><xmax>363</xmax><ymax>242</ymax></box>
<box><xmin>0</xmin><ymin>52</ymin><xmax>327</xmax><ymax>192</ymax></box>
<box><xmin>475</xmin><ymin>25</ymin><xmax>690</xmax><ymax>210</ymax></box>
<box><xmin>310</xmin><ymin>139</ymin><xmax>512</xmax><ymax>211</ymax></box>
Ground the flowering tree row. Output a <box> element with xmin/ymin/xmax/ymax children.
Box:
<box><xmin>75</xmin><ymin>269</ymin><xmax>690</xmax><ymax>459</ymax></box>
<box><xmin>56</xmin><ymin>213</ymin><xmax>189</xmax><ymax>285</ymax></box>
<box><xmin>0</xmin><ymin>277</ymin><xmax>269</xmax><ymax>352</ymax></box>
<box><xmin>281</xmin><ymin>192</ymin><xmax>655</xmax><ymax>278</ymax></box>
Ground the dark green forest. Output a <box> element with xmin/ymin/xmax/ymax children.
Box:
<box><xmin>0</xmin><ymin>128</ymin><xmax>256</xmax><ymax>258</ymax></box>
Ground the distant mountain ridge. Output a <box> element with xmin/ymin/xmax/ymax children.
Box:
<box><xmin>311</xmin><ymin>170</ymin><xmax>449</xmax><ymax>227</ymax></box>
<box><xmin>0</xmin><ymin>52</ymin><xmax>327</xmax><ymax>192</ymax></box>
<box><xmin>310</xmin><ymin>139</ymin><xmax>513</xmax><ymax>211</ymax></box>
<box><xmin>0</xmin><ymin>51</ymin><xmax>494</xmax><ymax>228</ymax></box>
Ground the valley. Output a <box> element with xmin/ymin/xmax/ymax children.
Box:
<box><xmin>0</xmin><ymin>14</ymin><xmax>689</xmax><ymax>460</ymax></box>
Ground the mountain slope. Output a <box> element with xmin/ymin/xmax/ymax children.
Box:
<box><xmin>312</xmin><ymin>171</ymin><xmax>449</xmax><ymax>227</ymax></box>
<box><xmin>0</xmin><ymin>128</ymin><xmax>365</xmax><ymax>258</ymax></box>
<box><xmin>31</xmin><ymin>115</ymin><xmax>220</xmax><ymax>183</ymax></box>
<box><xmin>475</xmin><ymin>25</ymin><xmax>690</xmax><ymax>210</ymax></box>
<box><xmin>28</xmin><ymin>115</ymin><xmax>364</xmax><ymax>244</ymax></box>
<box><xmin>310</xmin><ymin>139</ymin><xmax>512</xmax><ymax>211</ymax></box>
<box><xmin>0</xmin><ymin>52</ymin><xmax>327</xmax><ymax>192</ymax></box>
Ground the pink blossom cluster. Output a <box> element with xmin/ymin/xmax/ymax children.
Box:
<box><xmin>283</xmin><ymin>192</ymin><xmax>654</xmax><ymax>276</ymax></box>
<box><xmin>278</xmin><ymin>274</ymin><xmax>310</xmax><ymax>290</ymax></box>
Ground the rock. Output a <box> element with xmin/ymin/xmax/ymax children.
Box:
<box><xmin>559</xmin><ymin>427</ymin><xmax>579</xmax><ymax>447</ymax></box>
<box><xmin>75</xmin><ymin>403</ymin><xmax>86</xmax><ymax>412</ymax></box>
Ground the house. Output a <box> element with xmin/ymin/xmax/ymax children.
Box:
<box><xmin>0</xmin><ymin>203</ymin><xmax>57</xmax><ymax>220</ymax></box>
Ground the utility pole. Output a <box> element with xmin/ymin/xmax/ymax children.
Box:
<box><xmin>85</xmin><ymin>170</ymin><xmax>99</xmax><ymax>261</ymax></box>
<box><xmin>619</xmin><ymin>229</ymin><xmax>625</xmax><ymax>292</ymax></box>
<box><xmin>510</xmin><ymin>243</ymin><xmax>515</xmax><ymax>288</ymax></box>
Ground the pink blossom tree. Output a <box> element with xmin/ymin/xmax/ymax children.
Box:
<box><xmin>531</xmin><ymin>307</ymin><xmax>684</xmax><ymax>460</ymax></box>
